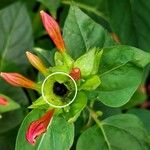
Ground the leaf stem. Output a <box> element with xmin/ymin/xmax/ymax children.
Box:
<box><xmin>88</xmin><ymin>107</ymin><xmax>112</xmax><ymax>150</ymax></box>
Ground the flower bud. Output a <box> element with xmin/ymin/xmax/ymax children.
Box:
<box><xmin>0</xmin><ymin>72</ymin><xmax>37</xmax><ymax>90</ymax></box>
<box><xmin>26</xmin><ymin>51</ymin><xmax>47</xmax><ymax>75</ymax></box>
<box><xmin>26</xmin><ymin>109</ymin><xmax>54</xmax><ymax>145</ymax></box>
<box><xmin>69</xmin><ymin>68</ymin><xmax>81</xmax><ymax>81</ymax></box>
<box><xmin>40</xmin><ymin>10</ymin><xmax>65</xmax><ymax>52</ymax></box>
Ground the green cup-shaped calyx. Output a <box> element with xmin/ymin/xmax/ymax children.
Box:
<box><xmin>42</xmin><ymin>72</ymin><xmax>77</xmax><ymax>108</ymax></box>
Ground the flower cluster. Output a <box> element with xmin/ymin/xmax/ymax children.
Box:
<box><xmin>0</xmin><ymin>11</ymin><xmax>102</xmax><ymax>145</ymax></box>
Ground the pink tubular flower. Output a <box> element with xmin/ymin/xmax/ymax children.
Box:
<box><xmin>0</xmin><ymin>96</ymin><xmax>8</xmax><ymax>106</ymax></box>
<box><xmin>40</xmin><ymin>10</ymin><xmax>65</xmax><ymax>52</ymax></box>
<box><xmin>26</xmin><ymin>51</ymin><xmax>47</xmax><ymax>75</ymax></box>
<box><xmin>69</xmin><ymin>68</ymin><xmax>81</xmax><ymax>81</ymax></box>
<box><xmin>26</xmin><ymin>109</ymin><xmax>54</xmax><ymax>145</ymax></box>
<box><xmin>0</xmin><ymin>73</ymin><xmax>37</xmax><ymax>90</ymax></box>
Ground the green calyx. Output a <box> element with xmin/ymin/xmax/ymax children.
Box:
<box><xmin>42</xmin><ymin>72</ymin><xmax>77</xmax><ymax>108</ymax></box>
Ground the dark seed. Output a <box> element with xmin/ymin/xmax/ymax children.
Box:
<box><xmin>53</xmin><ymin>82</ymin><xmax>68</xmax><ymax>96</ymax></box>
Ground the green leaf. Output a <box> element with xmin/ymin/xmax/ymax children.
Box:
<box><xmin>74</xmin><ymin>48</ymin><xmax>95</xmax><ymax>77</ymax></box>
<box><xmin>96</xmin><ymin>45</ymin><xmax>150</xmax><ymax>107</ymax></box>
<box><xmin>64</xmin><ymin>91</ymin><xmax>87</xmax><ymax>123</ymax></box>
<box><xmin>80</xmin><ymin>75</ymin><xmax>101</xmax><ymax>91</ymax></box>
<box><xmin>16</xmin><ymin>109</ymin><xmax>74</xmax><ymax>150</ymax></box>
<box><xmin>28</xmin><ymin>97</ymin><xmax>49</xmax><ymax>110</ymax></box>
<box><xmin>63</xmin><ymin>6</ymin><xmax>115</xmax><ymax>59</ymax></box>
<box><xmin>62</xmin><ymin>52</ymin><xmax>74</xmax><ymax>68</ymax></box>
<box><xmin>92</xmin><ymin>49</ymin><xmax>103</xmax><ymax>75</ymax></box>
<box><xmin>77</xmin><ymin>114</ymin><xmax>150</xmax><ymax>150</ymax></box>
<box><xmin>0</xmin><ymin>94</ymin><xmax>20</xmax><ymax>113</ymax></box>
<box><xmin>55</xmin><ymin>52</ymin><xmax>64</xmax><ymax>66</ymax></box>
<box><xmin>106</xmin><ymin>0</ymin><xmax>150</xmax><ymax>52</ymax></box>
<box><xmin>128</xmin><ymin>108</ymin><xmax>150</xmax><ymax>134</ymax></box>
<box><xmin>54</xmin><ymin>52</ymin><xmax>74</xmax><ymax>68</ymax></box>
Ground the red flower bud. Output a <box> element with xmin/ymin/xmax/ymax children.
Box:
<box><xmin>26</xmin><ymin>109</ymin><xmax>54</xmax><ymax>145</ymax></box>
<box><xmin>0</xmin><ymin>72</ymin><xmax>37</xmax><ymax>90</ymax></box>
<box><xmin>69</xmin><ymin>68</ymin><xmax>81</xmax><ymax>81</ymax></box>
<box><xmin>0</xmin><ymin>96</ymin><xmax>8</xmax><ymax>106</ymax></box>
<box><xmin>40</xmin><ymin>10</ymin><xmax>65</xmax><ymax>52</ymax></box>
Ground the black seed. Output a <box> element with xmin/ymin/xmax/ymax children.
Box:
<box><xmin>53</xmin><ymin>82</ymin><xmax>68</xmax><ymax>96</ymax></box>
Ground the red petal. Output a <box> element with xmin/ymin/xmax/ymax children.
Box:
<box><xmin>26</xmin><ymin>109</ymin><xmax>54</xmax><ymax>145</ymax></box>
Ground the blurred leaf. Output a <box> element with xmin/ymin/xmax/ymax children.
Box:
<box><xmin>0</xmin><ymin>2</ymin><xmax>33</xmax><ymax>72</ymax></box>
<box><xmin>0</xmin><ymin>1</ymin><xmax>33</xmax><ymax>105</ymax></box>
<box><xmin>0</xmin><ymin>109</ymin><xmax>24</xmax><ymax>134</ymax></box>
<box><xmin>0</xmin><ymin>80</ymin><xmax>28</xmax><ymax>134</ymax></box>
<box><xmin>61</xmin><ymin>0</ymin><xmax>110</xmax><ymax>29</ymax></box>
<box><xmin>0</xmin><ymin>1</ymin><xmax>34</xmax><ymax>104</ymax></box>
<box><xmin>128</xmin><ymin>108</ymin><xmax>150</xmax><ymax>134</ymax></box>
<box><xmin>122</xmin><ymin>89</ymin><xmax>146</xmax><ymax>109</ymax></box>
<box><xmin>0</xmin><ymin>94</ymin><xmax>20</xmax><ymax>113</ymax></box>
<box><xmin>93</xmin><ymin>101</ymin><xmax>121</xmax><ymax>119</ymax></box>
<box><xmin>77</xmin><ymin>114</ymin><xmax>150</xmax><ymax>150</ymax></box>
<box><xmin>63</xmin><ymin>1</ymin><xmax>150</xmax><ymax>52</ymax></box>
<box><xmin>106</xmin><ymin>0</ymin><xmax>150</xmax><ymax>52</ymax></box>
<box><xmin>0</xmin><ymin>79</ymin><xmax>29</xmax><ymax>106</ymax></box>
<box><xmin>0</xmin><ymin>127</ymin><xmax>18</xmax><ymax>150</ymax></box>
<box><xmin>0</xmin><ymin>1</ymin><xmax>34</xmax><ymax>134</ymax></box>
<box><xmin>62</xmin><ymin>0</ymin><xmax>108</xmax><ymax>19</ymax></box>
<box><xmin>96</xmin><ymin>45</ymin><xmax>150</xmax><ymax>107</ymax></box>
<box><xmin>16</xmin><ymin>109</ymin><xmax>74</xmax><ymax>150</ymax></box>
<box><xmin>63</xmin><ymin>6</ymin><xmax>115</xmax><ymax>59</ymax></box>
<box><xmin>0</xmin><ymin>0</ymin><xmax>18</xmax><ymax>10</ymax></box>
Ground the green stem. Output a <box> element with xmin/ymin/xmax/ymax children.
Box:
<box><xmin>88</xmin><ymin>107</ymin><xmax>112</xmax><ymax>150</ymax></box>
